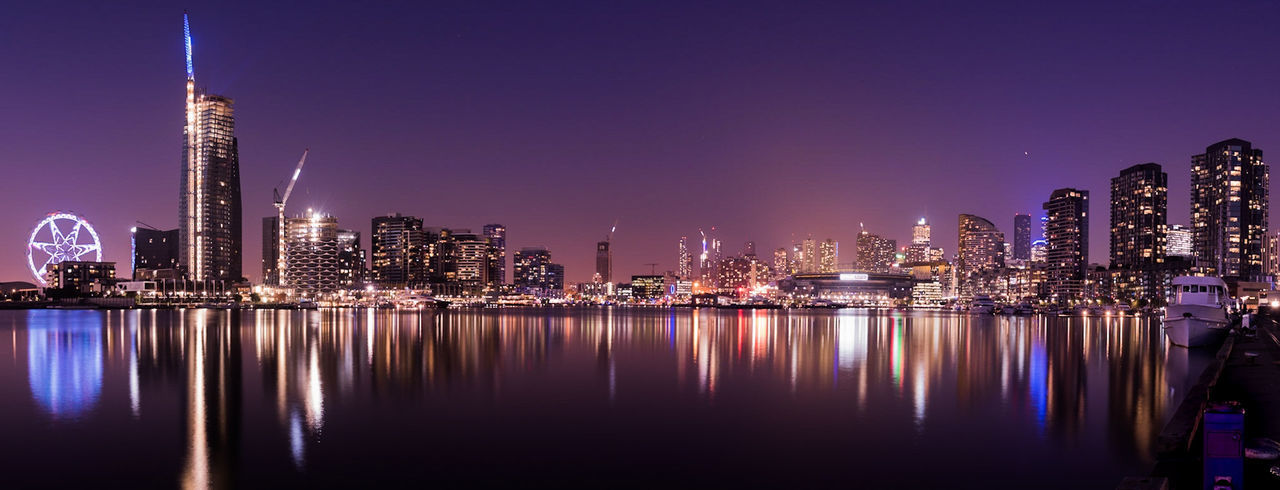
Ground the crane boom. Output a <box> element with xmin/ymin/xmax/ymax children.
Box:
<box><xmin>278</xmin><ymin>149</ymin><xmax>309</xmax><ymax>207</ymax></box>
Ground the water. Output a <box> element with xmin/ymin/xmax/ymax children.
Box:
<box><xmin>0</xmin><ymin>308</ymin><xmax>1210</xmax><ymax>488</ymax></box>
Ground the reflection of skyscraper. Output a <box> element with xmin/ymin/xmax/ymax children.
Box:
<box><xmin>26</xmin><ymin>315</ymin><xmax>103</xmax><ymax>418</ymax></box>
<box><xmin>179</xmin><ymin>13</ymin><xmax>242</xmax><ymax>282</ymax></box>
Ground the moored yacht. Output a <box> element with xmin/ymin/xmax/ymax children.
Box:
<box><xmin>1163</xmin><ymin>276</ymin><xmax>1231</xmax><ymax>348</ymax></box>
<box><xmin>969</xmin><ymin>294</ymin><xmax>996</xmax><ymax>314</ymax></box>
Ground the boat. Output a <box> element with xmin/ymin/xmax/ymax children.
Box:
<box><xmin>296</xmin><ymin>299</ymin><xmax>319</xmax><ymax>310</ymax></box>
<box><xmin>1163</xmin><ymin>276</ymin><xmax>1232</xmax><ymax>348</ymax></box>
<box><xmin>969</xmin><ymin>295</ymin><xmax>995</xmax><ymax>314</ymax></box>
<box><xmin>1013</xmin><ymin>302</ymin><xmax>1035</xmax><ymax>315</ymax></box>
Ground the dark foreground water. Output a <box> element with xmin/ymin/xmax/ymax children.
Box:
<box><xmin>0</xmin><ymin>308</ymin><xmax>1209</xmax><ymax>488</ymax></box>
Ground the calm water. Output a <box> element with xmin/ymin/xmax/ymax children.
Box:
<box><xmin>0</xmin><ymin>308</ymin><xmax>1208</xmax><ymax>488</ymax></box>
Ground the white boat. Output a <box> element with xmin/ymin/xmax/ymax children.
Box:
<box><xmin>969</xmin><ymin>295</ymin><xmax>995</xmax><ymax>314</ymax></box>
<box><xmin>1163</xmin><ymin>276</ymin><xmax>1231</xmax><ymax>348</ymax></box>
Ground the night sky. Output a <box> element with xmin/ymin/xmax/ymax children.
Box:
<box><xmin>4</xmin><ymin>1</ymin><xmax>1280</xmax><ymax>284</ymax></box>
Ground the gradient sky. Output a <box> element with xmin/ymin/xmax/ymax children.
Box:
<box><xmin>4</xmin><ymin>1</ymin><xmax>1280</xmax><ymax>284</ymax></box>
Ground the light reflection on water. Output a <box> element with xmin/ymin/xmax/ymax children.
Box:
<box><xmin>0</xmin><ymin>308</ymin><xmax>1209</xmax><ymax>488</ymax></box>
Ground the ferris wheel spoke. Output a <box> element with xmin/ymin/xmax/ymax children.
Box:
<box><xmin>70</xmin><ymin>244</ymin><xmax>99</xmax><ymax>260</ymax></box>
<box><xmin>48</xmin><ymin>220</ymin><xmax>64</xmax><ymax>244</ymax></box>
<box><xmin>67</xmin><ymin>221</ymin><xmax>83</xmax><ymax>244</ymax></box>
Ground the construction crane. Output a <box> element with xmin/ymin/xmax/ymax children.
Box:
<box><xmin>272</xmin><ymin>149</ymin><xmax>309</xmax><ymax>287</ymax></box>
<box><xmin>643</xmin><ymin>263</ymin><xmax>658</xmax><ymax>275</ymax></box>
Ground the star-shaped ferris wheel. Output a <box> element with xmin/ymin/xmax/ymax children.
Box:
<box><xmin>27</xmin><ymin>212</ymin><xmax>102</xmax><ymax>286</ymax></box>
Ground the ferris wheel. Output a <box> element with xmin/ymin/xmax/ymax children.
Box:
<box><xmin>27</xmin><ymin>212</ymin><xmax>103</xmax><ymax>286</ymax></box>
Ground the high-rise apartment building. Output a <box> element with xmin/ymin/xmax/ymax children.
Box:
<box><xmin>1110</xmin><ymin>163</ymin><xmax>1167</xmax><ymax>301</ymax></box>
<box><xmin>453</xmin><ymin>232</ymin><xmax>490</xmax><ymax>287</ymax></box>
<box><xmin>800</xmin><ymin>237</ymin><xmax>818</xmax><ymax>273</ymax></box>
<box><xmin>1013</xmin><ymin>214</ymin><xmax>1032</xmax><ymax>261</ymax></box>
<box><xmin>1043</xmin><ymin>189</ymin><xmax>1089</xmax><ymax>301</ymax></box>
<box><xmin>773</xmin><ymin>248</ymin><xmax>788</xmax><ymax>279</ymax></box>
<box><xmin>371</xmin><ymin>214</ymin><xmax>425</xmax><ymax>287</ymax></box>
<box><xmin>514</xmin><ymin>247</ymin><xmax>564</xmax><ymax>293</ymax></box>
<box><xmin>284</xmin><ymin>213</ymin><xmax>339</xmax><ymax>295</ymax></box>
<box><xmin>262</xmin><ymin>217</ymin><xmax>280</xmax><ymax>285</ymax></box>
<box><xmin>957</xmin><ymin>214</ymin><xmax>1005</xmax><ymax>276</ymax></box>
<box><xmin>179</xmin><ymin>13</ymin><xmax>242</xmax><ymax>282</ymax></box>
<box><xmin>1191</xmin><ymin>138</ymin><xmax>1269</xmax><ymax>280</ymax></box>
<box><xmin>336</xmin><ymin>229</ymin><xmax>365</xmax><ymax>289</ymax></box>
<box><xmin>482</xmin><ymin>224</ymin><xmax>506</xmax><ymax>286</ymax></box>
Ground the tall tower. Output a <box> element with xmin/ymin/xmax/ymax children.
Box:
<box><xmin>483</xmin><ymin>224</ymin><xmax>506</xmax><ymax>286</ymax></box>
<box><xmin>1192</xmin><ymin>138</ymin><xmax>1269</xmax><ymax>280</ymax></box>
<box><xmin>677</xmin><ymin>236</ymin><xmax>692</xmax><ymax>279</ymax></box>
<box><xmin>595</xmin><ymin>241</ymin><xmax>612</xmax><ymax>283</ymax></box>
<box><xmin>1043</xmin><ymin>189</ymin><xmax>1089</xmax><ymax>301</ymax></box>
<box><xmin>956</xmin><ymin>214</ymin><xmax>1005</xmax><ymax>295</ymax></box>
<box><xmin>1013</xmin><ymin>214</ymin><xmax>1032</xmax><ymax>261</ymax></box>
<box><xmin>179</xmin><ymin>12</ymin><xmax>242</xmax><ymax>281</ymax></box>
<box><xmin>906</xmin><ymin>218</ymin><xmax>931</xmax><ymax>263</ymax></box>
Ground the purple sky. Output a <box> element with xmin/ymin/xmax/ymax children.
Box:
<box><xmin>4</xmin><ymin>1</ymin><xmax>1280</xmax><ymax>284</ymax></box>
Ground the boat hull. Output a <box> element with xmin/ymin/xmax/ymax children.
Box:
<box><xmin>1163</xmin><ymin>304</ymin><xmax>1229</xmax><ymax>348</ymax></box>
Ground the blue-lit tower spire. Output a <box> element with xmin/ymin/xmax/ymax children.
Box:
<box><xmin>183</xmin><ymin>11</ymin><xmax>193</xmax><ymax>80</ymax></box>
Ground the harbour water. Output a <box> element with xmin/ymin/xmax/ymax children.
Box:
<box><xmin>0</xmin><ymin>308</ymin><xmax>1208</xmax><ymax>488</ymax></box>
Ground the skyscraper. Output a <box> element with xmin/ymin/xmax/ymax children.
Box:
<box><xmin>595</xmin><ymin>241</ymin><xmax>612</xmax><ymax>283</ymax></box>
<box><xmin>800</xmin><ymin>237</ymin><xmax>818</xmax><ymax>273</ymax></box>
<box><xmin>179</xmin><ymin>13</ymin><xmax>242</xmax><ymax>282</ymax></box>
<box><xmin>677</xmin><ymin>237</ymin><xmax>692</xmax><ymax>279</ymax></box>
<box><xmin>262</xmin><ymin>217</ymin><xmax>279</xmax><ymax>285</ymax></box>
<box><xmin>453</xmin><ymin>232</ymin><xmax>490</xmax><ymax>288</ymax></box>
<box><xmin>773</xmin><ymin>248</ymin><xmax>788</xmax><ymax>279</ymax></box>
<box><xmin>1191</xmin><ymin>138</ymin><xmax>1269</xmax><ymax>280</ymax></box>
<box><xmin>1043</xmin><ymin>188</ymin><xmax>1089</xmax><ymax>301</ymax></box>
<box><xmin>483</xmin><ymin>224</ymin><xmax>506</xmax><ymax>286</ymax></box>
<box><xmin>1110</xmin><ymin>163</ymin><xmax>1167</xmax><ymax>301</ymax></box>
<box><xmin>1013</xmin><ymin>214</ymin><xmax>1032</xmax><ymax>261</ymax></box>
<box><xmin>515</xmin><ymin>247</ymin><xmax>562</xmax><ymax>293</ymax></box>
<box><xmin>371</xmin><ymin>214</ymin><xmax>425</xmax><ymax>287</ymax></box>
<box><xmin>905</xmin><ymin>218</ymin><xmax>931</xmax><ymax>263</ymax></box>
<box><xmin>956</xmin><ymin>214</ymin><xmax>1004</xmax><ymax>295</ymax></box>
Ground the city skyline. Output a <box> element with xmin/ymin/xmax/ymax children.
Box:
<box><xmin>6</xmin><ymin>3</ymin><xmax>1280</xmax><ymax>284</ymax></box>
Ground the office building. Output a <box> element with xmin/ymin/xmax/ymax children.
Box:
<box><xmin>179</xmin><ymin>13</ymin><xmax>242</xmax><ymax>282</ymax></box>
<box><xmin>631</xmin><ymin>275</ymin><xmax>666</xmax><ymax>300</ymax></box>
<box><xmin>1191</xmin><ymin>138</ymin><xmax>1269</xmax><ymax>280</ymax></box>
<box><xmin>483</xmin><ymin>224</ymin><xmax>506</xmax><ymax>286</ymax></box>
<box><xmin>905</xmin><ymin>218</ymin><xmax>931</xmax><ymax>263</ymax></box>
<box><xmin>132</xmin><ymin>227</ymin><xmax>179</xmax><ymax>279</ymax></box>
<box><xmin>1013</xmin><ymin>214</ymin><xmax>1032</xmax><ymax>261</ymax></box>
<box><xmin>371</xmin><ymin>214</ymin><xmax>425</xmax><ymax>287</ymax></box>
<box><xmin>1043</xmin><ymin>188</ymin><xmax>1089</xmax><ymax>301</ymax></box>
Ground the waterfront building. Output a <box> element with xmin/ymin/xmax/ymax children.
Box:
<box><xmin>284</xmin><ymin>213</ymin><xmax>339</xmax><ymax>295</ymax></box>
<box><xmin>678</xmin><ymin>237</ymin><xmax>693</xmax><ymax>279</ymax></box>
<box><xmin>371</xmin><ymin>214</ymin><xmax>425</xmax><ymax>287</ymax></box>
<box><xmin>1013</xmin><ymin>214</ymin><xmax>1032</xmax><ymax>261</ymax></box>
<box><xmin>453</xmin><ymin>233</ymin><xmax>490</xmax><ymax>292</ymax></box>
<box><xmin>596</xmin><ymin>241</ymin><xmax>612</xmax><ymax>284</ymax></box>
<box><xmin>514</xmin><ymin>247</ymin><xmax>564</xmax><ymax>295</ymax></box>
<box><xmin>261</xmin><ymin>217</ymin><xmax>280</xmax><ymax>285</ymax></box>
<box><xmin>483</xmin><ymin>224</ymin><xmax>506</xmax><ymax>286</ymax></box>
<box><xmin>1110</xmin><ymin>163</ymin><xmax>1168</xmax><ymax>302</ymax></box>
<box><xmin>911</xmin><ymin>281</ymin><xmax>943</xmax><ymax>307</ymax></box>
<box><xmin>179</xmin><ymin>13</ymin><xmax>242</xmax><ymax>282</ymax></box>
<box><xmin>1191</xmin><ymin>138</ymin><xmax>1269</xmax><ymax>280</ymax></box>
<box><xmin>337</xmin><ymin>229</ymin><xmax>365</xmax><ymax>289</ymax></box>
<box><xmin>631</xmin><ymin>275</ymin><xmax>665</xmax><ymax>300</ymax></box>
<box><xmin>132</xmin><ymin>227</ymin><xmax>179</xmax><ymax>280</ymax></box>
<box><xmin>46</xmin><ymin>261</ymin><xmax>116</xmax><ymax>293</ymax></box>
<box><xmin>1043</xmin><ymin>188</ymin><xmax>1089</xmax><ymax>301</ymax></box>
<box><xmin>855</xmin><ymin>231</ymin><xmax>896</xmax><ymax>273</ymax></box>
<box><xmin>819</xmin><ymin>239</ymin><xmax>838</xmax><ymax>273</ymax></box>
<box><xmin>1167</xmin><ymin>225</ymin><xmax>1193</xmax><ymax>259</ymax></box>
<box><xmin>957</xmin><ymin>214</ymin><xmax>1005</xmax><ymax>295</ymax></box>
<box><xmin>778</xmin><ymin>272</ymin><xmax>913</xmax><ymax>306</ymax></box>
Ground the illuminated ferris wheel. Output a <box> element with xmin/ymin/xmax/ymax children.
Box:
<box><xmin>27</xmin><ymin>212</ymin><xmax>102</xmax><ymax>286</ymax></box>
